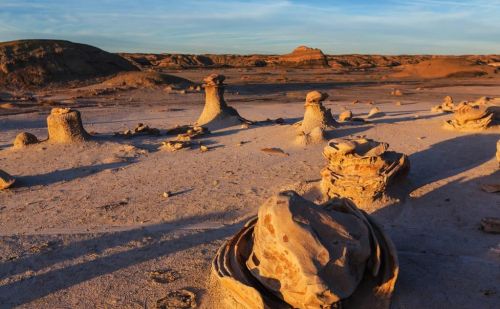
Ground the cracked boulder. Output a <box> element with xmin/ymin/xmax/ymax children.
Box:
<box><xmin>212</xmin><ymin>191</ymin><xmax>399</xmax><ymax>309</ymax></box>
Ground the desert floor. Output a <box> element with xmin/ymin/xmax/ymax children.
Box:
<box><xmin>0</xmin><ymin>68</ymin><xmax>499</xmax><ymax>308</ymax></box>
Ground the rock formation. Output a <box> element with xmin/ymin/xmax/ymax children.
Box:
<box><xmin>367</xmin><ymin>107</ymin><xmax>385</xmax><ymax>118</ymax></box>
<box><xmin>13</xmin><ymin>132</ymin><xmax>39</xmax><ymax>149</ymax></box>
<box><xmin>212</xmin><ymin>191</ymin><xmax>399</xmax><ymax>309</ymax></box>
<box><xmin>0</xmin><ymin>169</ymin><xmax>15</xmax><ymax>190</ymax></box>
<box><xmin>392</xmin><ymin>57</ymin><xmax>495</xmax><ymax>79</ymax></box>
<box><xmin>160</xmin><ymin>126</ymin><xmax>209</xmax><ymax>152</ymax></box>
<box><xmin>431</xmin><ymin>96</ymin><xmax>455</xmax><ymax>113</ymax></box>
<box><xmin>320</xmin><ymin>138</ymin><xmax>409</xmax><ymax>206</ymax></box>
<box><xmin>47</xmin><ymin>108</ymin><xmax>90</xmax><ymax>143</ymax></box>
<box><xmin>338</xmin><ymin>109</ymin><xmax>353</xmax><ymax>122</ymax></box>
<box><xmin>497</xmin><ymin>140</ymin><xmax>500</xmax><ymax>165</ymax></box>
<box><xmin>195</xmin><ymin>74</ymin><xmax>251</xmax><ymax>130</ymax></box>
<box><xmin>294</xmin><ymin>91</ymin><xmax>336</xmax><ymax>145</ymax></box>
<box><xmin>278</xmin><ymin>46</ymin><xmax>329</xmax><ymax>68</ymax></box>
<box><xmin>0</xmin><ymin>40</ymin><xmax>137</xmax><ymax>89</ymax></box>
<box><xmin>115</xmin><ymin>123</ymin><xmax>160</xmax><ymax>138</ymax></box>
<box><xmin>443</xmin><ymin>103</ymin><xmax>493</xmax><ymax>131</ymax></box>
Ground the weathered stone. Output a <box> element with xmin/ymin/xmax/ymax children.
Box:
<box><xmin>13</xmin><ymin>132</ymin><xmax>39</xmax><ymax>149</ymax></box>
<box><xmin>367</xmin><ymin>107</ymin><xmax>385</xmax><ymax>118</ymax></box>
<box><xmin>443</xmin><ymin>103</ymin><xmax>493</xmax><ymax>131</ymax></box>
<box><xmin>212</xmin><ymin>191</ymin><xmax>399</xmax><ymax>309</ymax></box>
<box><xmin>320</xmin><ymin>138</ymin><xmax>409</xmax><ymax>206</ymax></box>
<box><xmin>338</xmin><ymin>110</ymin><xmax>353</xmax><ymax>122</ymax></box>
<box><xmin>46</xmin><ymin>108</ymin><xmax>89</xmax><ymax>143</ymax></box>
<box><xmin>0</xmin><ymin>169</ymin><xmax>15</xmax><ymax>190</ymax></box>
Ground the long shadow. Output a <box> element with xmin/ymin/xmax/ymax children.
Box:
<box><xmin>0</xmin><ymin>211</ymin><xmax>229</xmax><ymax>281</ymax></box>
<box><xmin>228</xmin><ymin>80</ymin><xmax>407</xmax><ymax>96</ymax></box>
<box><xmin>0</xmin><ymin>217</ymin><xmax>244</xmax><ymax>308</ymax></box>
<box><xmin>16</xmin><ymin>161</ymin><xmax>133</xmax><ymax>187</ymax></box>
<box><xmin>409</xmin><ymin>133</ymin><xmax>499</xmax><ymax>189</ymax></box>
<box><xmin>368</xmin><ymin>112</ymin><xmax>444</xmax><ymax>124</ymax></box>
<box><xmin>370</xmin><ymin>170</ymin><xmax>500</xmax><ymax>308</ymax></box>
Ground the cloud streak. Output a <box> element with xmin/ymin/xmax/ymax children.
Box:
<box><xmin>0</xmin><ymin>0</ymin><xmax>499</xmax><ymax>54</ymax></box>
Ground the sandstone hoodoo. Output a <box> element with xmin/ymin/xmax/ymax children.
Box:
<box><xmin>195</xmin><ymin>74</ymin><xmax>251</xmax><ymax>130</ymax></box>
<box><xmin>320</xmin><ymin>138</ymin><xmax>409</xmax><ymax>207</ymax></box>
<box><xmin>212</xmin><ymin>191</ymin><xmax>399</xmax><ymax>309</ymax></box>
<box><xmin>443</xmin><ymin>103</ymin><xmax>493</xmax><ymax>131</ymax></box>
<box><xmin>278</xmin><ymin>46</ymin><xmax>329</xmax><ymax>68</ymax></box>
<box><xmin>0</xmin><ymin>40</ymin><xmax>137</xmax><ymax>88</ymax></box>
<box><xmin>295</xmin><ymin>91</ymin><xmax>336</xmax><ymax>145</ymax></box>
<box><xmin>47</xmin><ymin>108</ymin><xmax>90</xmax><ymax>143</ymax></box>
<box><xmin>0</xmin><ymin>169</ymin><xmax>15</xmax><ymax>190</ymax></box>
<box><xmin>13</xmin><ymin>132</ymin><xmax>39</xmax><ymax>149</ymax></box>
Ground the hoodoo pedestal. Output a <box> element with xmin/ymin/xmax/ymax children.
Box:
<box><xmin>295</xmin><ymin>91</ymin><xmax>336</xmax><ymax>145</ymax></box>
<box><xmin>47</xmin><ymin>108</ymin><xmax>90</xmax><ymax>143</ymax></box>
<box><xmin>195</xmin><ymin>74</ymin><xmax>250</xmax><ymax>130</ymax></box>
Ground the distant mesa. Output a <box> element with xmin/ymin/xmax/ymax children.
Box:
<box><xmin>0</xmin><ymin>39</ymin><xmax>137</xmax><ymax>89</ymax></box>
<box><xmin>392</xmin><ymin>56</ymin><xmax>495</xmax><ymax>79</ymax></box>
<box><xmin>278</xmin><ymin>45</ymin><xmax>329</xmax><ymax>68</ymax></box>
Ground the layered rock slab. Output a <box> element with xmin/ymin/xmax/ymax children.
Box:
<box><xmin>320</xmin><ymin>138</ymin><xmax>409</xmax><ymax>207</ymax></box>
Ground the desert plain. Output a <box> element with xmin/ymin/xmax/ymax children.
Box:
<box><xmin>0</xmin><ymin>40</ymin><xmax>499</xmax><ymax>308</ymax></box>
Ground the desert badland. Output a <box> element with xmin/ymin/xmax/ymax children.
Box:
<box><xmin>0</xmin><ymin>37</ymin><xmax>499</xmax><ymax>309</ymax></box>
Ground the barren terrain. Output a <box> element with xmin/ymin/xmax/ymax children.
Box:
<box><xmin>1</xmin><ymin>60</ymin><xmax>499</xmax><ymax>308</ymax></box>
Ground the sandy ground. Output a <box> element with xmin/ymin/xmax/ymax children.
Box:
<box><xmin>0</xmin><ymin>69</ymin><xmax>499</xmax><ymax>308</ymax></box>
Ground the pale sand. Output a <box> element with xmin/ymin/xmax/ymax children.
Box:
<box><xmin>0</xmin><ymin>68</ymin><xmax>499</xmax><ymax>308</ymax></box>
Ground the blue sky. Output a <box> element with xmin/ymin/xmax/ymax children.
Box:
<box><xmin>0</xmin><ymin>0</ymin><xmax>499</xmax><ymax>54</ymax></box>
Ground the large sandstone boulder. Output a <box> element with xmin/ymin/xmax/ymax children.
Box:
<box><xmin>320</xmin><ymin>138</ymin><xmax>409</xmax><ymax>206</ymax></box>
<box><xmin>47</xmin><ymin>108</ymin><xmax>90</xmax><ymax>143</ymax></box>
<box><xmin>212</xmin><ymin>191</ymin><xmax>399</xmax><ymax>309</ymax></box>
<box><xmin>195</xmin><ymin>74</ymin><xmax>251</xmax><ymax>130</ymax></box>
<box><xmin>0</xmin><ymin>40</ymin><xmax>137</xmax><ymax>89</ymax></box>
<box><xmin>443</xmin><ymin>103</ymin><xmax>493</xmax><ymax>131</ymax></box>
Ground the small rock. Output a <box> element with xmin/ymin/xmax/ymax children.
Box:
<box><xmin>163</xmin><ymin>191</ymin><xmax>171</xmax><ymax>198</ymax></box>
<box><xmin>156</xmin><ymin>290</ymin><xmax>197</xmax><ymax>309</ymax></box>
<box><xmin>200</xmin><ymin>145</ymin><xmax>209</xmax><ymax>152</ymax></box>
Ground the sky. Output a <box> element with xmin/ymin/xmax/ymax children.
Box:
<box><xmin>0</xmin><ymin>0</ymin><xmax>500</xmax><ymax>55</ymax></box>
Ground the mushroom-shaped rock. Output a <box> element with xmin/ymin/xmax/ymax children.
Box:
<box><xmin>0</xmin><ymin>169</ymin><xmax>15</xmax><ymax>190</ymax></box>
<box><xmin>47</xmin><ymin>108</ymin><xmax>90</xmax><ymax>143</ymax></box>
<box><xmin>212</xmin><ymin>191</ymin><xmax>399</xmax><ymax>309</ymax></box>
<box><xmin>13</xmin><ymin>132</ymin><xmax>39</xmax><ymax>149</ymax></box>
<box><xmin>195</xmin><ymin>74</ymin><xmax>251</xmax><ymax>130</ymax></box>
<box><xmin>300</xmin><ymin>91</ymin><xmax>336</xmax><ymax>133</ymax></box>
<box><xmin>320</xmin><ymin>138</ymin><xmax>409</xmax><ymax>207</ymax></box>
<box><xmin>443</xmin><ymin>103</ymin><xmax>493</xmax><ymax>131</ymax></box>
